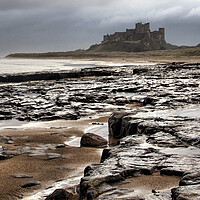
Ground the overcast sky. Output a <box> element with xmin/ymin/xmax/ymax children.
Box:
<box><xmin>0</xmin><ymin>0</ymin><xmax>200</xmax><ymax>56</ymax></box>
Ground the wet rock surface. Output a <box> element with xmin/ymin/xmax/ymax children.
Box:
<box><xmin>70</xmin><ymin>63</ymin><xmax>199</xmax><ymax>199</ymax></box>
<box><xmin>45</xmin><ymin>188</ymin><xmax>76</xmax><ymax>200</ymax></box>
<box><xmin>0</xmin><ymin>140</ymin><xmax>66</xmax><ymax>161</ymax></box>
<box><xmin>0</xmin><ymin>62</ymin><xmax>200</xmax><ymax>199</ymax></box>
<box><xmin>0</xmin><ymin>63</ymin><xmax>199</xmax><ymax>122</ymax></box>
<box><xmin>80</xmin><ymin>109</ymin><xmax>200</xmax><ymax>199</ymax></box>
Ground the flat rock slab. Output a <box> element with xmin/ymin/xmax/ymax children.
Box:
<box><xmin>12</xmin><ymin>174</ymin><xmax>33</xmax><ymax>178</ymax></box>
<box><xmin>46</xmin><ymin>153</ymin><xmax>64</xmax><ymax>160</ymax></box>
<box><xmin>21</xmin><ymin>181</ymin><xmax>41</xmax><ymax>188</ymax></box>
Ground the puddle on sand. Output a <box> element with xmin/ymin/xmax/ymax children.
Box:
<box><xmin>0</xmin><ymin>119</ymin><xmax>29</xmax><ymax>129</ymax></box>
<box><xmin>65</xmin><ymin>123</ymin><xmax>109</xmax><ymax>147</ymax></box>
<box><xmin>87</xmin><ymin>123</ymin><xmax>108</xmax><ymax>140</ymax></box>
<box><xmin>22</xmin><ymin>175</ymin><xmax>81</xmax><ymax>200</ymax></box>
<box><xmin>118</xmin><ymin>173</ymin><xmax>180</xmax><ymax>199</ymax></box>
<box><xmin>64</xmin><ymin>136</ymin><xmax>81</xmax><ymax>147</ymax></box>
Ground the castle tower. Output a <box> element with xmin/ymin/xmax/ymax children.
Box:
<box><xmin>159</xmin><ymin>28</ymin><xmax>165</xmax><ymax>41</ymax></box>
<box><xmin>135</xmin><ymin>22</ymin><xmax>150</xmax><ymax>34</ymax></box>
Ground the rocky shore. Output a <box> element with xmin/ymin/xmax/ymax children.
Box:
<box><xmin>77</xmin><ymin>63</ymin><xmax>200</xmax><ymax>200</ymax></box>
<box><xmin>0</xmin><ymin>62</ymin><xmax>199</xmax><ymax>199</ymax></box>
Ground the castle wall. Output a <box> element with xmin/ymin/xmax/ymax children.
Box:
<box><xmin>103</xmin><ymin>22</ymin><xmax>165</xmax><ymax>44</ymax></box>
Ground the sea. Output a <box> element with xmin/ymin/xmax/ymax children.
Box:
<box><xmin>0</xmin><ymin>58</ymin><xmax>156</xmax><ymax>75</ymax></box>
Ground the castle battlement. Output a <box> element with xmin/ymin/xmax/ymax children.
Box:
<box><xmin>103</xmin><ymin>22</ymin><xmax>165</xmax><ymax>44</ymax></box>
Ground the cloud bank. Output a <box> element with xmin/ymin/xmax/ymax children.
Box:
<box><xmin>0</xmin><ymin>0</ymin><xmax>200</xmax><ymax>56</ymax></box>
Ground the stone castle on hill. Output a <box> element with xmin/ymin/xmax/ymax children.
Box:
<box><xmin>89</xmin><ymin>22</ymin><xmax>170</xmax><ymax>52</ymax></box>
<box><xmin>103</xmin><ymin>22</ymin><xmax>165</xmax><ymax>44</ymax></box>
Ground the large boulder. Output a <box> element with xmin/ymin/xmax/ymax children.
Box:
<box><xmin>80</xmin><ymin>133</ymin><xmax>107</xmax><ymax>147</ymax></box>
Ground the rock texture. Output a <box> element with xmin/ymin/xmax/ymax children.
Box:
<box><xmin>0</xmin><ymin>62</ymin><xmax>200</xmax><ymax>199</ymax></box>
<box><xmin>80</xmin><ymin>109</ymin><xmax>200</xmax><ymax>199</ymax></box>
<box><xmin>80</xmin><ymin>133</ymin><xmax>107</xmax><ymax>147</ymax></box>
<box><xmin>0</xmin><ymin>63</ymin><xmax>199</xmax><ymax>122</ymax></box>
<box><xmin>45</xmin><ymin>189</ymin><xmax>77</xmax><ymax>200</ymax></box>
<box><xmin>77</xmin><ymin>63</ymin><xmax>200</xmax><ymax>199</ymax></box>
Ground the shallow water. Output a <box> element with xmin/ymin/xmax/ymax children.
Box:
<box><xmin>134</xmin><ymin>105</ymin><xmax>200</xmax><ymax>119</ymax></box>
<box><xmin>0</xmin><ymin>119</ymin><xmax>29</xmax><ymax>129</ymax></box>
<box><xmin>65</xmin><ymin>123</ymin><xmax>108</xmax><ymax>147</ymax></box>
<box><xmin>161</xmin><ymin>146</ymin><xmax>200</xmax><ymax>155</ymax></box>
<box><xmin>0</xmin><ymin>58</ymin><xmax>156</xmax><ymax>75</ymax></box>
<box><xmin>64</xmin><ymin>136</ymin><xmax>81</xmax><ymax>147</ymax></box>
<box><xmin>173</xmin><ymin>108</ymin><xmax>200</xmax><ymax>118</ymax></box>
<box><xmin>22</xmin><ymin>173</ymin><xmax>81</xmax><ymax>200</ymax></box>
<box><xmin>0</xmin><ymin>58</ymin><xmax>100</xmax><ymax>74</ymax></box>
<box><xmin>87</xmin><ymin>123</ymin><xmax>108</xmax><ymax>140</ymax></box>
<box><xmin>116</xmin><ymin>92</ymin><xmax>147</xmax><ymax>98</ymax></box>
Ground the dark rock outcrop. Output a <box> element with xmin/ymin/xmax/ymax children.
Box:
<box><xmin>108</xmin><ymin>112</ymin><xmax>129</xmax><ymax>140</ymax></box>
<box><xmin>0</xmin><ymin>68</ymin><xmax>118</xmax><ymax>83</ymax></box>
<box><xmin>79</xmin><ymin>106</ymin><xmax>200</xmax><ymax>199</ymax></box>
<box><xmin>45</xmin><ymin>189</ymin><xmax>77</xmax><ymax>200</ymax></box>
<box><xmin>171</xmin><ymin>169</ymin><xmax>200</xmax><ymax>199</ymax></box>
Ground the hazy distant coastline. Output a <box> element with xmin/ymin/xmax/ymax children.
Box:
<box><xmin>6</xmin><ymin>45</ymin><xmax>200</xmax><ymax>63</ymax></box>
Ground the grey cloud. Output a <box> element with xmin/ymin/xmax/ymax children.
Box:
<box><xmin>0</xmin><ymin>0</ymin><xmax>200</xmax><ymax>56</ymax></box>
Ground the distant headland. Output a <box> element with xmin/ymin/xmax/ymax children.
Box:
<box><xmin>6</xmin><ymin>22</ymin><xmax>200</xmax><ymax>62</ymax></box>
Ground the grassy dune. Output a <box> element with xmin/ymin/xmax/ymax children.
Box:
<box><xmin>6</xmin><ymin>46</ymin><xmax>200</xmax><ymax>63</ymax></box>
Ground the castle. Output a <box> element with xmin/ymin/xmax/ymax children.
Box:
<box><xmin>103</xmin><ymin>22</ymin><xmax>165</xmax><ymax>44</ymax></box>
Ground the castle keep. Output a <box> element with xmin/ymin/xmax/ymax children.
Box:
<box><xmin>89</xmin><ymin>22</ymin><xmax>167</xmax><ymax>52</ymax></box>
<box><xmin>103</xmin><ymin>22</ymin><xmax>165</xmax><ymax>44</ymax></box>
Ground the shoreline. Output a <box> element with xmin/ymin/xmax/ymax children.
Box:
<box><xmin>0</xmin><ymin>116</ymin><xmax>108</xmax><ymax>200</ymax></box>
<box><xmin>4</xmin><ymin>55</ymin><xmax>200</xmax><ymax>64</ymax></box>
<box><xmin>0</xmin><ymin>61</ymin><xmax>199</xmax><ymax>199</ymax></box>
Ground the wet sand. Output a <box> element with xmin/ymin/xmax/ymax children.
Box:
<box><xmin>0</xmin><ymin>116</ymin><xmax>108</xmax><ymax>200</ymax></box>
<box><xmin>119</xmin><ymin>173</ymin><xmax>180</xmax><ymax>198</ymax></box>
<box><xmin>0</xmin><ymin>115</ymin><xmax>183</xmax><ymax>200</ymax></box>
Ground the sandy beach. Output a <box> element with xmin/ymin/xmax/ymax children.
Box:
<box><xmin>0</xmin><ymin>116</ymin><xmax>109</xmax><ymax>200</ymax></box>
<box><xmin>0</xmin><ymin>114</ymin><xmax>182</xmax><ymax>200</ymax></box>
